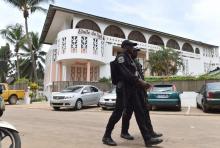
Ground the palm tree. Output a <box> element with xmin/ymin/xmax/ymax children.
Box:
<box><xmin>148</xmin><ymin>47</ymin><xmax>184</xmax><ymax>76</ymax></box>
<box><xmin>0</xmin><ymin>43</ymin><xmax>13</xmax><ymax>82</ymax></box>
<box><xmin>20</xmin><ymin>32</ymin><xmax>46</xmax><ymax>80</ymax></box>
<box><xmin>0</xmin><ymin>24</ymin><xmax>26</xmax><ymax>79</ymax></box>
<box><xmin>3</xmin><ymin>0</ymin><xmax>54</xmax><ymax>81</ymax></box>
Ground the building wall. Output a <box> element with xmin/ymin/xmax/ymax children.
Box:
<box><xmin>44</xmin><ymin>11</ymin><xmax>220</xmax><ymax>90</ymax></box>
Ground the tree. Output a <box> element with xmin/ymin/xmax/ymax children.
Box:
<box><xmin>19</xmin><ymin>32</ymin><xmax>46</xmax><ymax>80</ymax></box>
<box><xmin>3</xmin><ymin>0</ymin><xmax>54</xmax><ymax>81</ymax></box>
<box><xmin>0</xmin><ymin>43</ymin><xmax>13</xmax><ymax>82</ymax></box>
<box><xmin>148</xmin><ymin>47</ymin><xmax>184</xmax><ymax>76</ymax></box>
<box><xmin>0</xmin><ymin>24</ymin><xmax>26</xmax><ymax>79</ymax></box>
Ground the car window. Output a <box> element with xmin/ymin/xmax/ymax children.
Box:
<box><xmin>90</xmin><ymin>87</ymin><xmax>98</xmax><ymax>92</ymax></box>
<box><xmin>0</xmin><ymin>84</ymin><xmax>5</xmax><ymax>90</ymax></box>
<box><xmin>152</xmin><ymin>85</ymin><xmax>173</xmax><ymax>92</ymax></box>
<box><xmin>61</xmin><ymin>86</ymin><xmax>83</xmax><ymax>93</ymax></box>
<box><xmin>83</xmin><ymin>87</ymin><xmax>91</xmax><ymax>93</ymax></box>
<box><xmin>207</xmin><ymin>83</ymin><xmax>220</xmax><ymax>90</ymax></box>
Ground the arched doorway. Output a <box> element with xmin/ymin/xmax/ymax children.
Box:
<box><xmin>75</xmin><ymin>19</ymin><xmax>101</xmax><ymax>33</ymax></box>
<box><xmin>104</xmin><ymin>25</ymin><xmax>125</xmax><ymax>39</ymax></box>
<box><xmin>128</xmin><ymin>30</ymin><xmax>146</xmax><ymax>43</ymax></box>
<box><xmin>148</xmin><ymin>35</ymin><xmax>164</xmax><ymax>46</ymax></box>
<box><xmin>182</xmin><ymin>43</ymin><xmax>194</xmax><ymax>53</ymax></box>
<box><xmin>166</xmin><ymin>39</ymin><xmax>180</xmax><ymax>50</ymax></box>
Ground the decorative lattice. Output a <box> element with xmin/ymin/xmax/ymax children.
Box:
<box><xmin>101</xmin><ymin>41</ymin><xmax>104</xmax><ymax>56</ymax></box>
<box><xmin>61</xmin><ymin>37</ymin><xmax>66</xmax><ymax>54</ymax></box>
<box><xmin>53</xmin><ymin>49</ymin><xmax>57</xmax><ymax>61</ymax></box>
<box><xmin>81</xmin><ymin>36</ymin><xmax>88</xmax><ymax>53</ymax></box>
<box><xmin>71</xmin><ymin>36</ymin><xmax>78</xmax><ymax>53</ymax></box>
<box><xmin>93</xmin><ymin>38</ymin><xmax>98</xmax><ymax>55</ymax></box>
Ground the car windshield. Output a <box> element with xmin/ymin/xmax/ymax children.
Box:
<box><xmin>152</xmin><ymin>85</ymin><xmax>173</xmax><ymax>92</ymax></box>
<box><xmin>108</xmin><ymin>88</ymin><xmax>116</xmax><ymax>94</ymax></box>
<box><xmin>61</xmin><ymin>86</ymin><xmax>83</xmax><ymax>93</ymax></box>
<box><xmin>207</xmin><ymin>83</ymin><xmax>220</xmax><ymax>90</ymax></box>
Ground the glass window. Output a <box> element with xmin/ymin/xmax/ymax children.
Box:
<box><xmin>83</xmin><ymin>87</ymin><xmax>91</xmax><ymax>93</ymax></box>
<box><xmin>152</xmin><ymin>85</ymin><xmax>173</xmax><ymax>92</ymax></box>
<box><xmin>207</xmin><ymin>83</ymin><xmax>220</xmax><ymax>90</ymax></box>
<box><xmin>0</xmin><ymin>84</ymin><xmax>5</xmax><ymax>90</ymax></box>
<box><xmin>61</xmin><ymin>86</ymin><xmax>83</xmax><ymax>93</ymax></box>
<box><xmin>90</xmin><ymin>87</ymin><xmax>98</xmax><ymax>92</ymax></box>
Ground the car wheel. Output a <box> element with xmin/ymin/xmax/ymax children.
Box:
<box><xmin>9</xmin><ymin>95</ymin><xmax>18</xmax><ymax>105</ymax></box>
<box><xmin>75</xmin><ymin>99</ymin><xmax>83</xmax><ymax>110</ymax></box>
<box><xmin>202</xmin><ymin>100</ymin><xmax>209</xmax><ymax>113</ymax></box>
<box><xmin>102</xmin><ymin>107</ymin><xmax>107</xmax><ymax>110</ymax></box>
<box><xmin>53</xmin><ymin>107</ymin><xmax>60</xmax><ymax>111</ymax></box>
<box><xmin>196</xmin><ymin>102</ymin><xmax>201</xmax><ymax>109</ymax></box>
<box><xmin>177</xmin><ymin>103</ymin><xmax>182</xmax><ymax>111</ymax></box>
<box><xmin>0</xmin><ymin>110</ymin><xmax>3</xmax><ymax>117</ymax></box>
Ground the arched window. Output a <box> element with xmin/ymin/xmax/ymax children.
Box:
<box><xmin>75</xmin><ymin>19</ymin><xmax>101</xmax><ymax>33</ymax></box>
<box><xmin>104</xmin><ymin>25</ymin><xmax>125</xmax><ymax>39</ymax></box>
<box><xmin>166</xmin><ymin>39</ymin><xmax>180</xmax><ymax>50</ymax></box>
<box><xmin>148</xmin><ymin>35</ymin><xmax>164</xmax><ymax>46</ymax></box>
<box><xmin>195</xmin><ymin>48</ymin><xmax>200</xmax><ymax>54</ymax></box>
<box><xmin>182</xmin><ymin>43</ymin><xmax>194</xmax><ymax>53</ymax></box>
<box><xmin>128</xmin><ymin>31</ymin><xmax>146</xmax><ymax>43</ymax></box>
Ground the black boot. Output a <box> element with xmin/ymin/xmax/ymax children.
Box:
<box><xmin>120</xmin><ymin>133</ymin><xmax>134</xmax><ymax>140</ymax></box>
<box><xmin>102</xmin><ymin>136</ymin><xmax>117</xmax><ymax>146</ymax></box>
<box><xmin>145</xmin><ymin>137</ymin><xmax>163</xmax><ymax>147</ymax></box>
<box><xmin>151</xmin><ymin>132</ymin><xmax>163</xmax><ymax>138</ymax></box>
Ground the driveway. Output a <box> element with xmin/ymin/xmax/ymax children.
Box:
<box><xmin>2</xmin><ymin>102</ymin><xmax>220</xmax><ymax>148</ymax></box>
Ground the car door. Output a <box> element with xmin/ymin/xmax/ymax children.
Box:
<box><xmin>0</xmin><ymin>84</ymin><xmax>7</xmax><ymax>100</ymax></box>
<box><xmin>90</xmin><ymin>86</ymin><xmax>100</xmax><ymax>104</ymax></box>
<box><xmin>197</xmin><ymin>85</ymin><xmax>205</xmax><ymax>106</ymax></box>
<box><xmin>80</xmin><ymin>86</ymin><xmax>92</xmax><ymax>105</ymax></box>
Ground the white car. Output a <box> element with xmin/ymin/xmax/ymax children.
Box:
<box><xmin>50</xmin><ymin>85</ymin><xmax>103</xmax><ymax>110</ymax></box>
<box><xmin>99</xmin><ymin>88</ymin><xmax>116</xmax><ymax>110</ymax></box>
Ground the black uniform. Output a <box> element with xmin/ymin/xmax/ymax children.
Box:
<box><xmin>114</xmin><ymin>51</ymin><xmax>152</xmax><ymax>141</ymax></box>
<box><xmin>122</xmin><ymin>59</ymin><xmax>154</xmax><ymax>135</ymax></box>
<box><xmin>104</xmin><ymin>81</ymin><xmax>126</xmax><ymax>137</ymax></box>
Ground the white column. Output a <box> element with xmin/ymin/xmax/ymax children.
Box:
<box><xmin>62</xmin><ymin>65</ymin><xmax>67</xmax><ymax>81</ymax></box>
<box><xmin>86</xmin><ymin>61</ymin><xmax>91</xmax><ymax>81</ymax></box>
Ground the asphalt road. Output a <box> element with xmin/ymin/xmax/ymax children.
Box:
<box><xmin>1</xmin><ymin>103</ymin><xmax>220</xmax><ymax>148</ymax></box>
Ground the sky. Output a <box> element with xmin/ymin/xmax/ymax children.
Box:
<box><xmin>0</xmin><ymin>0</ymin><xmax>220</xmax><ymax>51</ymax></box>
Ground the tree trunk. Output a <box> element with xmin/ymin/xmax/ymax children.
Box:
<box><xmin>24</xmin><ymin>16</ymin><xmax>38</xmax><ymax>81</ymax></box>
<box><xmin>16</xmin><ymin>52</ymin><xmax>20</xmax><ymax>79</ymax></box>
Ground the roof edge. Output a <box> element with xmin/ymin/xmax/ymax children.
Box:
<box><xmin>40</xmin><ymin>4</ymin><xmax>219</xmax><ymax>48</ymax></box>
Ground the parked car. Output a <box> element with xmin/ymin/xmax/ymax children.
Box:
<box><xmin>0</xmin><ymin>83</ymin><xmax>25</xmax><ymax>105</ymax></box>
<box><xmin>196</xmin><ymin>82</ymin><xmax>220</xmax><ymax>112</ymax></box>
<box><xmin>99</xmin><ymin>87</ymin><xmax>116</xmax><ymax>110</ymax></box>
<box><xmin>148</xmin><ymin>84</ymin><xmax>182</xmax><ymax>111</ymax></box>
<box><xmin>50</xmin><ymin>85</ymin><xmax>103</xmax><ymax>110</ymax></box>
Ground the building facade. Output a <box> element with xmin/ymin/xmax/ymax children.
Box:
<box><xmin>41</xmin><ymin>5</ymin><xmax>219</xmax><ymax>93</ymax></box>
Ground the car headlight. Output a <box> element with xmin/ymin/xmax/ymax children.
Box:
<box><xmin>65</xmin><ymin>96</ymin><xmax>74</xmax><ymax>99</ymax></box>
<box><xmin>99</xmin><ymin>97</ymin><xmax>105</xmax><ymax>101</ymax></box>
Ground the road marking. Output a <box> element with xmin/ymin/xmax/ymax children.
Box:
<box><xmin>186</xmin><ymin>105</ymin><xmax>191</xmax><ymax>115</ymax></box>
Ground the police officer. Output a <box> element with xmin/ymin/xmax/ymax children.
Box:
<box><xmin>102</xmin><ymin>43</ymin><xmax>135</xmax><ymax>146</ymax></box>
<box><xmin>121</xmin><ymin>48</ymin><xmax>163</xmax><ymax>139</ymax></box>
<box><xmin>102</xmin><ymin>40</ymin><xmax>163</xmax><ymax>147</ymax></box>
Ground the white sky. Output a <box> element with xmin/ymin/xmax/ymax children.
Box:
<box><xmin>0</xmin><ymin>0</ymin><xmax>220</xmax><ymax>51</ymax></box>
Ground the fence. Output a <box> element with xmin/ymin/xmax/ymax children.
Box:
<box><xmin>52</xmin><ymin>80</ymin><xmax>220</xmax><ymax>92</ymax></box>
<box><xmin>150</xmin><ymin>80</ymin><xmax>220</xmax><ymax>92</ymax></box>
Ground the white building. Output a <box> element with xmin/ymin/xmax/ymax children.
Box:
<box><xmin>40</xmin><ymin>5</ymin><xmax>219</xmax><ymax>92</ymax></box>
